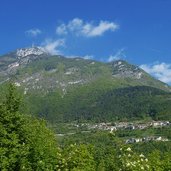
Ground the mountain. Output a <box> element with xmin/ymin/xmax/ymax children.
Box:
<box><xmin>0</xmin><ymin>47</ymin><xmax>171</xmax><ymax>123</ymax></box>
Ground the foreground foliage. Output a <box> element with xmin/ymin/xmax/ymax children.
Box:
<box><xmin>0</xmin><ymin>84</ymin><xmax>58</xmax><ymax>170</ymax></box>
<box><xmin>0</xmin><ymin>84</ymin><xmax>171</xmax><ymax>170</ymax></box>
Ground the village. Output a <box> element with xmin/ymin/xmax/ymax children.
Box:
<box><xmin>73</xmin><ymin>120</ymin><xmax>170</xmax><ymax>132</ymax></box>
<box><xmin>125</xmin><ymin>136</ymin><xmax>169</xmax><ymax>144</ymax></box>
<box><xmin>71</xmin><ymin>120</ymin><xmax>171</xmax><ymax>143</ymax></box>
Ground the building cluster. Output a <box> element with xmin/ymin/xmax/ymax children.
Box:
<box><xmin>72</xmin><ymin>121</ymin><xmax>170</xmax><ymax>143</ymax></box>
<box><xmin>74</xmin><ymin>120</ymin><xmax>170</xmax><ymax>132</ymax></box>
<box><xmin>126</xmin><ymin>136</ymin><xmax>169</xmax><ymax>144</ymax></box>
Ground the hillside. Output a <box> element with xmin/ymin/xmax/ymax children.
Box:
<box><xmin>0</xmin><ymin>47</ymin><xmax>171</xmax><ymax>123</ymax></box>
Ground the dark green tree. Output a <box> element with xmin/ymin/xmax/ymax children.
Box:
<box><xmin>0</xmin><ymin>84</ymin><xmax>58</xmax><ymax>170</ymax></box>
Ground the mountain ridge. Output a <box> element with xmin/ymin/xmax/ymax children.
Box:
<box><xmin>0</xmin><ymin>47</ymin><xmax>170</xmax><ymax>93</ymax></box>
<box><xmin>0</xmin><ymin>47</ymin><xmax>171</xmax><ymax>123</ymax></box>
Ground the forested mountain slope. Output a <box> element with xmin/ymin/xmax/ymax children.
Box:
<box><xmin>0</xmin><ymin>47</ymin><xmax>171</xmax><ymax>123</ymax></box>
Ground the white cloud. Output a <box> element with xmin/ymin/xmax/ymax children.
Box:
<box><xmin>68</xmin><ymin>18</ymin><xmax>83</xmax><ymax>32</ymax></box>
<box><xmin>26</xmin><ymin>29</ymin><xmax>42</xmax><ymax>37</ymax></box>
<box><xmin>82</xmin><ymin>21</ymin><xmax>119</xmax><ymax>37</ymax></box>
<box><xmin>65</xmin><ymin>54</ymin><xmax>94</xmax><ymax>60</ymax></box>
<box><xmin>140</xmin><ymin>62</ymin><xmax>171</xmax><ymax>84</ymax></box>
<box><xmin>108</xmin><ymin>48</ymin><xmax>126</xmax><ymax>62</ymax></box>
<box><xmin>82</xmin><ymin>55</ymin><xmax>94</xmax><ymax>60</ymax></box>
<box><xmin>56</xmin><ymin>24</ymin><xmax>67</xmax><ymax>35</ymax></box>
<box><xmin>42</xmin><ymin>39</ymin><xmax>65</xmax><ymax>55</ymax></box>
<box><xmin>56</xmin><ymin>18</ymin><xmax>119</xmax><ymax>37</ymax></box>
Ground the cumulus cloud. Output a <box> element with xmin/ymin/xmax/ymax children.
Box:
<box><xmin>108</xmin><ymin>48</ymin><xmax>126</xmax><ymax>62</ymax></box>
<box><xmin>26</xmin><ymin>29</ymin><xmax>42</xmax><ymax>37</ymax></box>
<box><xmin>65</xmin><ymin>54</ymin><xmax>94</xmax><ymax>60</ymax></box>
<box><xmin>56</xmin><ymin>18</ymin><xmax>119</xmax><ymax>37</ymax></box>
<box><xmin>140</xmin><ymin>62</ymin><xmax>171</xmax><ymax>84</ymax></box>
<box><xmin>82</xmin><ymin>55</ymin><xmax>94</xmax><ymax>60</ymax></box>
<box><xmin>56</xmin><ymin>24</ymin><xmax>67</xmax><ymax>35</ymax></box>
<box><xmin>42</xmin><ymin>39</ymin><xmax>65</xmax><ymax>55</ymax></box>
<box><xmin>83</xmin><ymin>21</ymin><xmax>119</xmax><ymax>37</ymax></box>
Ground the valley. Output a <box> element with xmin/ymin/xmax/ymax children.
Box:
<box><xmin>2</xmin><ymin>1</ymin><xmax>171</xmax><ymax>170</ymax></box>
<box><xmin>1</xmin><ymin>47</ymin><xmax>171</xmax><ymax>170</ymax></box>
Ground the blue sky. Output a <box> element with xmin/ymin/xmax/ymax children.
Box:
<box><xmin>0</xmin><ymin>0</ymin><xmax>171</xmax><ymax>84</ymax></box>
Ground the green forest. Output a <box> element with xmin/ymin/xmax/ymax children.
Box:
<box><xmin>1</xmin><ymin>84</ymin><xmax>171</xmax><ymax>170</ymax></box>
<box><xmin>23</xmin><ymin>83</ymin><xmax>171</xmax><ymax>123</ymax></box>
